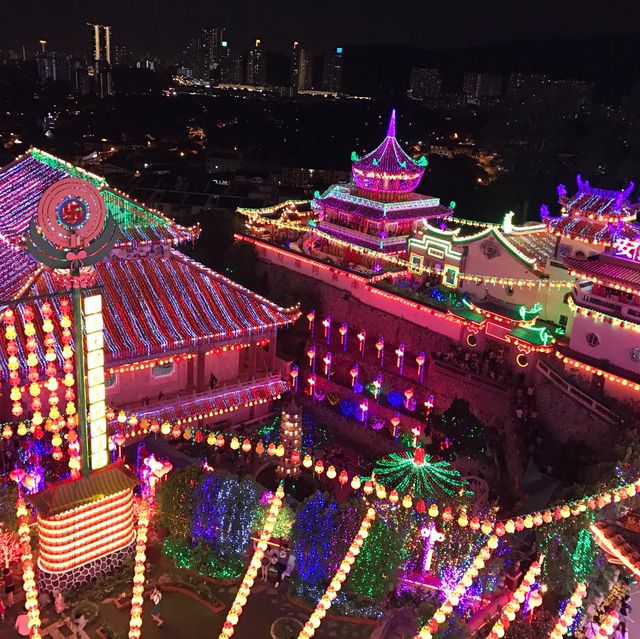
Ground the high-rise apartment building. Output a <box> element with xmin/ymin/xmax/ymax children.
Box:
<box><xmin>290</xmin><ymin>41</ymin><xmax>311</xmax><ymax>93</ymax></box>
<box><xmin>246</xmin><ymin>39</ymin><xmax>266</xmax><ymax>86</ymax></box>
<box><xmin>322</xmin><ymin>47</ymin><xmax>343</xmax><ymax>92</ymax></box>
<box><xmin>462</xmin><ymin>72</ymin><xmax>502</xmax><ymax>101</ymax></box>
<box><xmin>87</xmin><ymin>23</ymin><xmax>113</xmax><ymax>97</ymax></box>
<box><xmin>408</xmin><ymin>68</ymin><xmax>442</xmax><ymax>99</ymax></box>
<box><xmin>195</xmin><ymin>27</ymin><xmax>225</xmax><ymax>81</ymax></box>
<box><xmin>220</xmin><ymin>44</ymin><xmax>243</xmax><ymax>84</ymax></box>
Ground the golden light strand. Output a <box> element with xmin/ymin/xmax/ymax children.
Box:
<box><xmin>218</xmin><ymin>482</ymin><xmax>285</xmax><ymax>639</ymax></box>
<box><xmin>128</xmin><ymin>499</ymin><xmax>150</xmax><ymax>639</ymax></box>
<box><xmin>297</xmin><ymin>506</ymin><xmax>376</xmax><ymax>639</ymax></box>
<box><xmin>548</xmin><ymin>582</ymin><xmax>587</xmax><ymax>639</ymax></box>
<box><xmin>17</xmin><ymin>497</ymin><xmax>41</xmax><ymax>638</ymax></box>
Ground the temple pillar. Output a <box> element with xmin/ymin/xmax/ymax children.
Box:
<box><xmin>247</xmin><ymin>342</ymin><xmax>258</xmax><ymax>378</ymax></box>
<box><xmin>186</xmin><ymin>357</ymin><xmax>195</xmax><ymax>390</ymax></box>
<box><xmin>195</xmin><ymin>348</ymin><xmax>206</xmax><ymax>392</ymax></box>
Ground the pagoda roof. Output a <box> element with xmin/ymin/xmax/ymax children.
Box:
<box><xmin>541</xmin><ymin>214</ymin><xmax>640</xmax><ymax>247</ymax></box>
<box><xmin>351</xmin><ymin>110</ymin><xmax>427</xmax><ymax>194</ymax></box>
<box><xmin>469</xmin><ymin>295</ymin><xmax>542</xmax><ymax>324</ymax></box>
<box><xmin>507</xmin><ymin>324</ymin><xmax>555</xmax><ymax>348</ymax></box>
<box><xmin>0</xmin><ymin>149</ymin><xmax>198</xmax><ymax>251</ymax></box>
<box><xmin>565</xmin><ymin>254</ymin><xmax>640</xmax><ymax>291</ymax></box>
<box><xmin>559</xmin><ymin>175</ymin><xmax>640</xmax><ymax>221</ymax></box>
<box><xmin>1</xmin><ymin>250</ymin><xmax>298</xmax><ymax>367</ymax></box>
<box><xmin>313</xmin><ymin>184</ymin><xmax>449</xmax><ymax>221</ymax></box>
<box><xmin>29</xmin><ymin>461</ymin><xmax>138</xmax><ymax>518</ymax></box>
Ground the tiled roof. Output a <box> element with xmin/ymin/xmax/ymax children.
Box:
<box><xmin>29</xmin><ymin>461</ymin><xmax>138</xmax><ymax>518</ymax></box>
<box><xmin>13</xmin><ymin>251</ymin><xmax>297</xmax><ymax>364</ymax></box>
<box><xmin>563</xmin><ymin>192</ymin><xmax>640</xmax><ymax>220</ymax></box>
<box><xmin>565</xmin><ymin>255</ymin><xmax>640</xmax><ymax>289</ymax></box>
<box><xmin>544</xmin><ymin>216</ymin><xmax>640</xmax><ymax>245</ymax></box>
<box><xmin>0</xmin><ymin>151</ymin><xmax>197</xmax><ymax>249</ymax></box>
<box><xmin>131</xmin><ymin>378</ymin><xmax>289</xmax><ymax>423</ymax></box>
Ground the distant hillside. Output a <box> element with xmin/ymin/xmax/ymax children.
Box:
<box><xmin>341</xmin><ymin>35</ymin><xmax>640</xmax><ymax>103</ymax></box>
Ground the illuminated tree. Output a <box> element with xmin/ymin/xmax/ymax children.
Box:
<box><xmin>0</xmin><ymin>527</ymin><xmax>21</xmax><ymax>569</ymax></box>
<box><xmin>157</xmin><ymin>465</ymin><xmax>201</xmax><ymax>539</ymax></box>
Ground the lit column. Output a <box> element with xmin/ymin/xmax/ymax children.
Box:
<box><xmin>83</xmin><ymin>294</ymin><xmax>108</xmax><ymax>471</ymax></box>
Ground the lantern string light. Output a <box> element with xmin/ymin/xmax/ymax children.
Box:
<box><xmin>297</xmin><ymin>507</ymin><xmax>377</xmax><ymax>639</ymax></box>
<box><xmin>218</xmin><ymin>482</ymin><xmax>285</xmax><ymax>639</ymax></box>
<box><xmin>548</xmin><ymin>582</ymin><xmax>587</xmax><ymax>639</ymax></box>
<box><xmin>415</xmin><ymin>536</ymin><xmax>497</xmax><ymax>639</ymax></box>
<box><xmin>128</xmin><ymin>499</ymin><xmax>150</xmax><ymax>639</ymax></box>
<box><xmin>17</xmin><ymin>496</ymin><xmax>41</xmax><ymax>639</ymax></box>
<box><xmin>485</xmin><ymin>556</ymin><xmax>544</xmax><ymax>639</ymax></box>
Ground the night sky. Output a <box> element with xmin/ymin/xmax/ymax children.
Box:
<box><xmin>3</xmin><ymin>0</ymin><xmax>640</xmax><ymax>56</ymax></box>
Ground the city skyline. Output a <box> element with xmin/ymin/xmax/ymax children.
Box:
<box><xmin>3</xmin><ymin>0</ymin><xmax>640</xmax><ymax>57</ymax></box>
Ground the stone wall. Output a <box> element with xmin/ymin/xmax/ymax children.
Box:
<box><xmin>38</xmin><ymin>540</ymin><xmax>136</xmax><ymax>595</ymax></box>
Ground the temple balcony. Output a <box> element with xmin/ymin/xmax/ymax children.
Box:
<box><xmin>576</xmin><ymin>285</ymin><xmax>640</xmax><ymax>322</ymax></box>
<box><xmin>317</xmin><ymin>221</ymin><xmax>408</xmax><ymax>251</ymax></box>
<box><xmin>113</xmin><ymin>372</ymin><xmax>288</xmax><ymax>424</ymax></box>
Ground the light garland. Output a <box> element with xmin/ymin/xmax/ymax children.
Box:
<box><xmin>548</xmin><ymin>582</ymin><xmax>587</xmax><ymax>639</ymax></box>
<box><xmin>486</xmin><ymin>555</ymin><xmax>543</xmax><ymax>639</ymax></box>
<box><xmin>218</xmin><ymin>482</ymin><xmax>285</xmax><ymax>639</ymax></box>
<box><xmin>297</xmin><ymin>507</ymin><xmax>377</xmax><ymax>639</ymax></box>
<box><xmin>17</xmin><ymin>497</ymin><xmax>41</xmax><ymax>638</ymax></box>
<box><xmin>568</xmin><ymin>295</ymin><xmax>640</xmax><ymax>333</ymax></box>
<box><xmin>128</xmin><ymin>499</ymin><xmax>150</xmax><ymax>639</ymax></box>
<box><xmin>415</xmin><ymin>537</ymin><xmax>497</xmax><ymax>639</ymax></box>
<box><xmin>555</xmin><ymin>350</ymin><xmax>640</xmax><ymax>392</ymax></box>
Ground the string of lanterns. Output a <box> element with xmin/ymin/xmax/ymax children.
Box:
<box><xmin>16</xmin><ymin>497</ymin><xmax>41</xmax><ymax>638</ymax></box>
<box><xmin>485</xmin><ymin>556</ymin><xmax>543</xmax><ymax>639</ymax></box>
<box><xmin>104</xmin><ymin>419</ymin><xmax>640</xmax><ymax>537</ymax></box>
<box><xmin>218</xmin><ymin>482</ymin><xmax>285</xmax><ymax>639</ymax></box>
<box><xmin>556</xmin><ymin>350</ymin><xmax>640</xmax><ymax>393</ymax></box>
<box><xmin>297</xmin><ymin>507</ymin><xmax>376</xmax><ymax>639</ymax></box>
<box><xmin>128</xmin><ymin>499</ymin><xmax>150</xmax><ymax>639</ymax></box>
<box><xmin>416</xmin><ymin>537</ymin><xmax>496</xmax><ymax>639</ymax></box>
<box><xmin>548</xmin><ymin>582</ymin><xmax>587</xmax><ymax>639</ymax></box>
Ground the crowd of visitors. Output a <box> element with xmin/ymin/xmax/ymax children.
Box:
<box><xmin>514</xmin><ymin>384</ymin><xmax>543</xmax><ymax>462</ymax></box>
<box><xmin>433</xmin><ymin>345</ymin><xmax>512</xmax><ymax>384</ymax></box>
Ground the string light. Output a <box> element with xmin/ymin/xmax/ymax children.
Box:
<box><xmin>218</xmin><ymin>482</ymin><xmax>284</xmax><ymax>639</ymax></box>
<box><xmin>128</xmin><ymin>499</ymin><xmax>150</xmax><ymax>639</ymax></box>
<box><xmin>297</xmin><ymin>507</ymin><xmax>376</xmax><ymax>639</ymax></box>
<box><xmin>17</xmin><ymin>497</ymin><xmax>41</xmax><ymax>639</ymax></box>
<box><xmin>548</xmin><ymin>582</ymin><xmax>587</xmax><ymax>639</ymax></box>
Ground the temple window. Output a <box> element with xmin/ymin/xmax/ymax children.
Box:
<box><xmin>105</xmin><ymin>373</ymin><xmax>117</xmax><ymax>388</ymax></box>
<box><xmin>152</xmin><ymin>362</ymin><xmax>175</xmax><ymax>377</ymax></box>
<box><xmin>585</xmin><ymin>333</ymin><xmax>600</xmax><ymax>348</ymax></box>
<box><xmin>631</xmin><ymin>348</ymin><xmax>640</xmax><ymax>363</ymax></box>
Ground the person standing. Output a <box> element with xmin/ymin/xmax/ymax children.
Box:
<box><xmin>0</xmin><ymin>597</ymin><xmax>5</xmax><ymax>622</ymax></box>
<box><xmin>14</xmin><ymin>609</ymin><xmax>29</xmax><ymax>637</ymax></box>
<box><xmin>3</xmin><ymin>569</ymin><xmax>14</xmax><ymax>607</ymax></box>
<box><xmin>614</xmin><ymin>622</ymin><xmax>629</xmax><ymax>639</ymax></box>
<box><xmin>150</xmin><ymin>587</ymin><xmax>163</xmax><ymax>627</ymax></box>
<box><xmin>585</xmin><ymin>616</ymin><xmax>600</xmax><ymax>639</ymax></box>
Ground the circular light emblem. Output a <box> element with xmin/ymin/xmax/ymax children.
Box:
<box><xmin>37</xmin><ymin>178</ymin><xmax>106</xmax><ymax>249</ymax></box>
<box><xmin>56</xmin><ymin>196</ymin><xmax>89</xmax><ymax>230</ymax></box>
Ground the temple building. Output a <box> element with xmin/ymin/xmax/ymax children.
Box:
<box><xmin>0</xmin><ymin>149</ymin><xmax>297</xmax><ymax>430</ymax></box>
<box><xmin>307</xmin><ymin>110</ymin><xmax>452</xmax><ymax>274</ymax></box>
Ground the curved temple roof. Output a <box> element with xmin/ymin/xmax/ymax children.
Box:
<box><xmin>351</xmin><ymin>110</ymin><xmax>427</xmax><ymax>194</ymax></box>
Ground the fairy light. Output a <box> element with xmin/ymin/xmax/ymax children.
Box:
<box><xmin>555</xmin><ymin>350</ymin><xmax>640</xmax><ymax>392</ymax></box>
<box><xmin>297</xmin><ymin>507</ymin><xmax>376</xmax><ymax>639</ymax></box>
<box><xmin>218</xmin><ymin>482</ymin><xmax>284</xmax><ymax>639</ymax></box>
<box><xmin>415</xmin><ymin>538</ymin><xmax>497</xmax><ymax>639</ymax></box>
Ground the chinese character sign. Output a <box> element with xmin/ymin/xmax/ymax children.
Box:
<box><xmin>613</xmin><ymin>238</ymin><xmax>640</xmax><ymax>262</ymax></box>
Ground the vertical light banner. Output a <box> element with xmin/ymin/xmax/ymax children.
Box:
<box><xmin>83</xmin><ymin>294</ymin><xmax>108</xmax><ymax>470</ymax></box>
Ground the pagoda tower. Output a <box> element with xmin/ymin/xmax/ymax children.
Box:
<box><xmin>276</xmin><ymin>400</ymin><xmax>301</xmax><ymax>478</ymax></box>
<box><xmin>310</xmin><ymin>110</ymin><xmax>451</xmax><ymax>273</ymax></box>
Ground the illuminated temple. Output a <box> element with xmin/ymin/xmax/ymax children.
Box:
<box><xmin>237</xmin><ymin>114</ymin><xmax>640</xmax><ymax>406</ymax></box>
<box><xmin>0</xmin><ymin>149</ymin><xmax>298</xmax><ymax>590</ymax></box>
<box><xmin>0</xmin><ymin>149</ymin><xmax>297</xmax><ymax>430</ymax></box>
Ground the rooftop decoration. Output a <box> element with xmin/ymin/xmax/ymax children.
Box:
<box><xmin>351</xmin><ymin>110</ymin><xmax>427</xmax><ymax>194</ymax></box>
